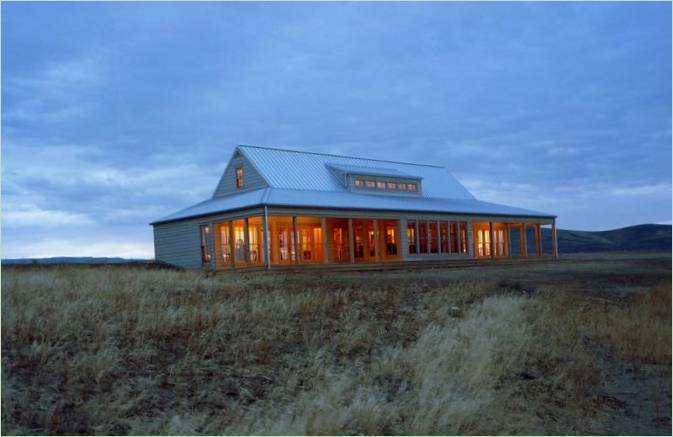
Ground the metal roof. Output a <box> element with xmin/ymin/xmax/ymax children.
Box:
<box><xmin>237</xmin><ymin>145</ymin><xmax>473</xmax><ymax>198</ymax></box>
<box><xmin>326</xmin><ymin>163</ymin><xmax>421</xmax><ymax>179</ymax></box>
<box><xmin>151</xmin><ymin>145</ymin><xmax>555</xmax><ymax>225</ymax></box>
<box><xmin>152</xmin><ymin>187</ymin><xmax>554</xmax><ymax>225</ymax></box>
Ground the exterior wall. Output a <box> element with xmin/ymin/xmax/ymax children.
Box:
<box><xmin>212</xmin><ymin>151</ymin><xmax>267</xmax><ymax>197</ymax></box>
<box><xmin>153</xmin><ymin>207</ymin><xmax>264</xmax><ymax>268</ymax></box>
<box><xmin>153</xmin><ymin>205</ymin><xmax>554</xmax><ymax>269</ymax></box>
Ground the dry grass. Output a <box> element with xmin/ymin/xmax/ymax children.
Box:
<box><xmin>2</xmin><ymin>253</ymin><xmax>671</xmax><ymax>435</ymax></box>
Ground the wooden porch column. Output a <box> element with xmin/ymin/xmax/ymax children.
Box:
<box><xmin>520</xmin><ymin>224</ymin><xmax>528</xmax><ymax>258</ymax></box>
<box><xmin>426</xmin><ymin>220</ymin><xmax>431</xmax><ymax>254</ymax></box>
<box><xmin>243</xmin><ymin>218</ymin><xmax>250</xmax><ymax>264</ymax></box>
<box><xmin>373</xmin><ymin>219</ymin><xmax>380</xmax><ymax>262</ymax></box>
<box><xmin>505</xmin><ymin>223</ymin><xmax>511</xmax><ymax>257</ymax></box>
<box><xmin>536</xmin><ymin>224</ymin><xmax>543</xmax><ymax>256</ymax></box>
<box><xmin>228</xmin><ymin>221</ymin><xmax>235</xmax><ymax>268</ymax></box>
<box><xmin>262</xmin><ymin>207</ymin><xmax>271</xmax><ymax>270</ymax></box>
<box><xmin>415</xmin><ymin>220</ymin><xmax>420</xmax><ymax>255</ymax></box>
<box><xmin>321</xmin><ymin>217</ymin><xmax>328</xmax><ymax>263</ymax></box>
<box><xmin>453</xmin><ymin>221</ymin><xmax>459</xmax><ymax>255</ymax></box>
<box><xmin>348</xmin><ymin>218</ymin><xmax>355</xmax><ymax>263</ymax></box>
<box><xmin>208</xmin><ymin>221</ymin><xmax>216</xmax><ymax>270</ymax></box>
<box><xmin>292</xmin><ymin>216</ymin><xmax>299</xmax><ymax>264</ymax></box>
<box><xmin>551</xmin><ymin>219</ymin><xmax>559</xmax><ymax>259</ymax></box>
<box><xmin>489</xmin><ymin>221</ymin><xmax>495</xmax><ymax>259</ymax></box>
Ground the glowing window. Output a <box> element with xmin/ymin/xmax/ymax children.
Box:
<box><xmin>387</xmin><ymin>182</ymin><xmax>397</xmax><ymax>189</ymax></box>
<box><xmin>365</xmin><ymin>180</ymin><xmax>376</xmax><ymax>188</ymax></box>
<box><xmin>200</xmin><ymin>225</ymin><xmax>211</xmax><ymax>264</ymax></box>
<box><xmin>354</xmin><ymin>178</ymin><xmax>363</xmax><ymax>187</ymax></box>
<box><xmin>376</xmin><ymin>181</ymin><xmax>386</xmax><ymax>189</ymax></box>
<box><xmin>235</xmin><ymin>167</ymin><xmax>244</xmax><ymax>188</ymax></box>
<box><xmin>407</xmin><ymin>183</ymin><xmax>417</xmax><ymax>191</ymax></box>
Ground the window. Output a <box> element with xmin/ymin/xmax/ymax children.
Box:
<box><xmin>450</xmin><ymin>222</ymin><xmax>458</xmax><ymax>253</ymax></box>
<box><xmin>407</xmin><ymin>221</ymin><xmax>417</xmax><ymax>254</ymax></box>
<box><xmin>419</xmin><ymin>221</ymin><xmax>427</xmax><ymax>253</ymax></box>
<box><xmin>460</xmin><ymin>222</ymin><xmax>468</xmax><ymax>253</ymax></box>
<box><xmin>496</xmin><ymin>229</ymin><xmax>505</xmax><ymax>256</ymax></box>
<box><xmin>352</xmin><ymin>177</ymin><xmax>420</xmax><ymax>193</ymax></box>
<box><xmin>429</xmin><ymin>222</ymin><xmax>438</xmax><ymax>253</ymax></box>
<box><xmin>200</xmin><ymin>225</ymin><xmax>211</xmax><ymax>264</ymax></box>
<box><xmin>235</xmin><ymin>167</ymin><xmax>244</xmax><ymax>189</ymax></box>
<box><xmin>440</xmin><ymin>222</ymin><xmax>449</xmax><ymax>253</ymax></box>
<box><xmin>385</xmin><ymin>223</ymin><xmax>397</xmax><ymax>256</ymax></box>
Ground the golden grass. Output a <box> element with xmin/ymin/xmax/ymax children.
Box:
<box><xmin>1</xmin><ymin>256</ymin><xmax>671</xmax><ymax>435</ymax></box>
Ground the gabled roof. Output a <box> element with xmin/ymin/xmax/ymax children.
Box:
<box><xmin>236</xmin><ymin>144</ymin><xmax>473</xmax><ymax>198</ymax></box>
<box><xmin>152</xmin><ymin>145</ymin><xmax>555</xmax><ymax>225</ymax></box>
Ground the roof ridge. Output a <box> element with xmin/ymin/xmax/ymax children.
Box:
<box><xmin>237</xmin><ymin>144</ymin><xmax>445</xmax><ymax>169</ymax></box>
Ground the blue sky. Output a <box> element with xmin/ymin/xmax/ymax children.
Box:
<box><xmin>2</xmin><ymin>2</ymin><xmax>671</xmax><ymax>258</ymax></box>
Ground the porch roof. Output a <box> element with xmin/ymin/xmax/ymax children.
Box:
<box><xmin>152</xmin><ymin>187</ymin><xmax>555</xmax><ymax>225</ymax></box>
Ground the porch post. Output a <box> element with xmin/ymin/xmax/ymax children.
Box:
<box><xmin>292</xmin><ymin>216</ymin><xmax>299</xmax><ymax>264</ymax></box>
<box><xmin>551</xmin><ymin>219</ymin><xmax>559</xmax><ymax>259</ymax></box>
<box><xmin>535</xmin><ymin>224</ymin><xmax>542</xmax><ymax>257</ymax></box>
<box><xmin>373</xmin><ymin>219</ymin><xmax>380</xmax><ymax>262</ymax></box>
<box><xmin>208</xmin><ymin>221</ymin><xmax>216</xmax><ymax>270</ymax></box>
<box><xmin>348</xmin><ymin>218</ymin><xmax>355</xmax><ymax>263</ymax></box>
<box><xmin>467</xmin><ymin>221</ymin><xmax>474</xmax><ymax>257</ymax></box>
<box><xmin>263</xmin><ymin>207</ymin><xmax>271</xmax><ymax>270</ymax></box>
<box><xmin>415</xmin><ymin>220</ymin><xmax>420</xmax><ymax>255</ymax></box>
<box><xmin>228</xmin><ymin>221</ymin><xmax>235</xmax><ymax>268</ymax></box>
<box><xmin>521</xmin><ymin>224</ymin><xmax>528</xmax><ymax>258</ymax></box>
<box><xmin>426</xmin><ymin>220</ymin><xmax>431</xmax><ymax>254</ymax></box>
<box><xmin>505</xmin><ymin>223</ymin><xmax>511</xmax><ymax>257</ymax></box>
<box><xmin>452</xmin><ymin>221</ymin><xmax>458</xmax><ymax>255</ymax></box>
<box><xmin>489</xmin><ymin>221</ymin><xmax>495</xmax><ymax>259</ymax></box>
<box><xmin>321</xmin><ymin>217</ymin><xmax>328</xmax><ymax>263</ymax></box>
<box><xmin>243</xmin><ymin>218</ymin><xmax>250</xmax><ymax>265</ymax></box>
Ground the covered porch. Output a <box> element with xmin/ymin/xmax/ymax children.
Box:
<box><xmin>206</xmin><ymin>213</ymin><xmax>403</xmax><ymax>270</ymax></box>
<box><xmin>472</xmin><ymin>221</ymin><xmax>558</xmax><ymax>259</ymax></box>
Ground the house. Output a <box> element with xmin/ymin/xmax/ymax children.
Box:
<box><xmin>151</xmin><ymin>145</ymin><xmax>558</xmax><ymax>269</ymax></box>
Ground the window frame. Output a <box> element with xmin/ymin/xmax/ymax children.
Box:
<box><xmin>235</xmin><ymin>167</ymin><xmax>244</xmax><ymax>189</ymax></box>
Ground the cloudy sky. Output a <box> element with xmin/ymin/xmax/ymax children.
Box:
<box><xmin>2</xmin><ymin>2</ymin><xmax>671</xmax><ymax>259</ymax></box>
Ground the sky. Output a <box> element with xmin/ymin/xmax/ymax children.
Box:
<box><xmin>2</xmin><ymin>2</ymin><xmax>671</xmax><ymax>259</ymax></box>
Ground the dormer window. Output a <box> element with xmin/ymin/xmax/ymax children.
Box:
<box><xmin>352</xmin><ymin>176</ymin><xmax>420</xmax><ymax>193</ymax></box>
<box><xmin>235</xmin><ymin>167</ymin><xmax>244</xmax><ymax>188</ymax></box>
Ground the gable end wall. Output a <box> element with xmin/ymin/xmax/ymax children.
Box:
<box><xmin>213</xmin><ymin>153</ymin><xmax>267</xmax><ymax>197</ymax></box>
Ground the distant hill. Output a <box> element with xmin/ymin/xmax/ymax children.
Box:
<box><xmin>1</xmin><ymin>257</ymin><xmax>150</xmax><ymax>265</ymax></box>
<box><xmin>546</xmin><ymin>224</ymin><xmax>672</xmax><ymax>253</ymax></box>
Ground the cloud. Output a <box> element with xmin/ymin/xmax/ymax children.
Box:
<box><xmin>610</xmin><ymin>182</ymin><xmax>672</xmax><ymax>196</ymax></box>
<box><xmin>2</xmin><ymin>203</ymin><xmax>93</xmax><ymax>228</ymax></box>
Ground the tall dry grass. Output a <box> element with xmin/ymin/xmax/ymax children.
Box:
<box><xmin>1</xmin><ymin>259</ymin><xmax>670</xmax><ymax>435</ymax></box>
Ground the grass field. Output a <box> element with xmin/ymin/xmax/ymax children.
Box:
<box><xmin>2</xmin><ymin>252</ymin><xmax>671</xmax><ymax>435</ymax></box>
